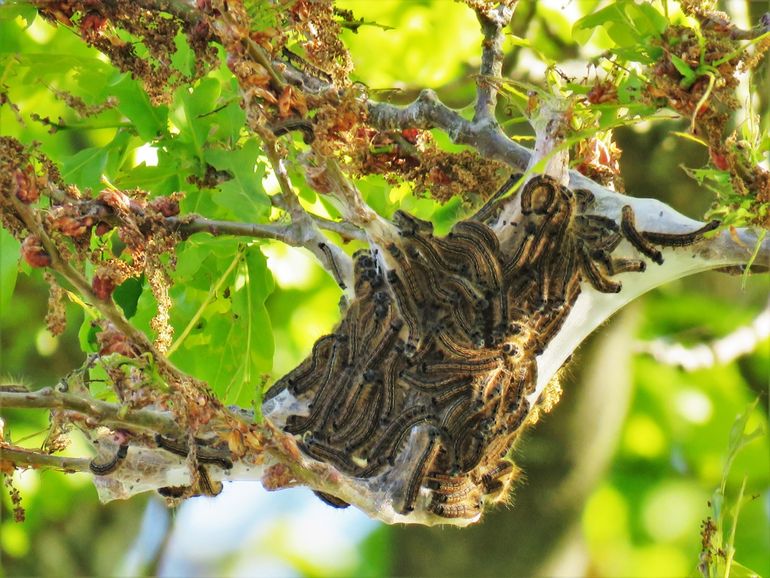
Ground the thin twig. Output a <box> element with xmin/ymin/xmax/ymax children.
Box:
<box><xmin>171</xmin><ymin>216</ymin><xmax>297</xmax><ymax>243</ymax></box>
<box><xmin>367</xmin><ymin>89</ymin><xmax>532</xmax><ymax>169</ymax></box>
<box><xmin>38</xmin><ymin>185</ymin><xmax>366</xmax><ymax>248</ymax></box>
<box><xmin>244</xmin><ymin>36</ymin><xmax>287</xmax><ymax>90</ymax></box>
<box><xmin>9</xmin><ymin>194</ymin><xmax>155</xmax><ymax>355</ymax></box>
<box><xmin>310</xmin><ymin>215</ymin><xmax>367</xmax><ymax>242</ymax></box>
<box><xmin>0</xmin><ymin>444</ymin><xmax>92</xmax><ymax>473</ymax></box>
<box><xmin>0</xmin><ymin>388</ymin><xmax>181</xmax><ymax>437</ymax></box>
<box><xmin>473</xmin><ymin>3</ymin><xmax>515</xmax><ymax>123</ymax></box>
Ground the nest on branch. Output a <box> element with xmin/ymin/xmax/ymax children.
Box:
<box><xmin>263</xmin><ymin>174</ymin><xmax>718</xmax><ymax>522</ymax></box>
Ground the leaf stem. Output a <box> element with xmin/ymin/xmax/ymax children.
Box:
<box><xmin>691</xmin><ymin>72</ymin><xmax>715</xmax><ymax>132</ymax></box>
<box><xmin>713</xmin><ymin>30</ymin><xmax>770</xmax><ymax>67</ymax></box>
<box><xmin>741</xmin><ymin>229</ymin><xmax>767</xmax><ymax>289</ymax></box>
<box><xmin>167</xmin><ymin>245</ymin><xmax>245</xmax><ymax>357</ymax></box>
<box><xmin>723</xmin><ymin>476</ymin><xmax>747</xmax><ymax>578</ymax></box>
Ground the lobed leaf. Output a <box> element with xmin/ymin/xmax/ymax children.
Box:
<box><xmin>108</xmin><ymin>74</ymin><xmax>168</xmax><ymax>141</ymax></box>
<box><xmin>205</xmin><ymin>139</ymin><xmax>271</xmax><ymax>222</ymax></box>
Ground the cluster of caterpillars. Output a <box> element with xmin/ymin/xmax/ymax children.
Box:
<box><xmin>264</xmin><ymin>174</ymin><xmax>719</xmax><ymax>520</ymax></box>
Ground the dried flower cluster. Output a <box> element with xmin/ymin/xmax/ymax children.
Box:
<box><xmin>646</xmin><ymin>3</ymin><xmax>770</xmax><ymax>226</ymax></box>
<box><xmin>37</xmin><ymin>0</ymin><xmax>219</xmax><ymax>104</ymax></box>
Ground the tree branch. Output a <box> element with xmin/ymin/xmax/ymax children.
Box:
<box><xmin>367</xmin><ymin>89</ymin><xmax>467</xmax><ymax>133</ymax></box>
<box><xmin>39</xmin><ymin>180</ymin><xmax>367</xmax><ymax>253</ymax></box>
<box><xmin>86</xmin><ymin>421</ymin><xmax>480</xmax><ymax>527</ymax></box>
<box><xmin>310</xmin><ymin>215</ymin><xmax>367</xmax><ymax>242</ymax></box>
<box><xmin>170</xmin><ymin>213</ymin><xmax>365</xmax><ymax>281</ymax></box>
<box><xmin>172</xmin><ymin>216</ymin><xmax>298</xmax><ymax>243</ymax></box>
<box><xmin>473</xmin><ymin>2</ymin><xmax>515</xmax><ymax>123</ymax></box>
<box><xmin>0</xmin><ymin>387</ymin><xmax>182</xmax><ymax>437</ymax></box>
<box><xmin>259</xmin><ymin>136</ymin><xmax>355</xmax><ymax>290</ymax></box>
<box><xmin>8</xmin><ymin>194</ymin><xmax>157</xmax><ymax>356</ymax></box>
<box><xmin>367</xmin><ymin>89</ymin><xmax>532</xmax><ymax>168</ymax></box>
<box><xmin>0</xmin><ymin>444</ymin><xmax>91</xmax><ymax>473</ymax></box>
<box><xmin>309</xmin><ymin>156</ymin><xmax>398</xmax><ymax>245</ymax></box>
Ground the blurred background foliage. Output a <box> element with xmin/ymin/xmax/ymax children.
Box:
<box><xmin>0</xmin><ymin>0</ymin><xmax>768</xmax><ymax>576</ymax></box>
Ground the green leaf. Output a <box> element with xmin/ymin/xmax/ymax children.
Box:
<box><xmin>205</xmin><ymin>75</ymin><xmax>246</xmax><ymax>143</ymax></box>
<box><xmin>636</xmin><ymin>2</ymin><xmax>667</xmax><ymax>36</ymax></box>
<box><xmin>573</xmin><ymin>2</ymin><xmax>628</xmax><ymax>45</ymax></box>
<box><xmin>173</xmin><ymin>245</ymin><xmax>274</xmax><ymax>407</ymax></box>
<box><xmin>535</xmin><ymin>5</ymin><xmax>573</xmax><ymax>44</ymax></box>
<box><xmin>598</xmin><ymin>106</ymin><xmax>620</xmax><ymax>130</ymax></box>
<box><xmin>108</xmin><ymin>74</ymin><xmax>168</xmax><ymax>140</ymax></box>
<box><xmin>174</xmin><ymin>236</ymin><xmax>240</xmax><ymax>288</ymax></box>
<box><xmin>357</xmin><ymin>175</ymin><xmax>391</xmax><ymax>216</ymax></box>
<box><xmin>227</xmin><ymin>248</ymin><xmax>274</xmax><ymax>404</ymax></box>
<box><xmin>205</xmin><ymin>139</ymin><xmax>270</xmax><ymax>222</ymax></box>
<box><xmin>60</xmin><ymin>130</ymin><xmax>131</xmax><ymax>190</ymax></box>
<box><xmin>0</xmin><ymin>4</ymin><xmax>37</xmax><ymax>25</ymax></box>
<box><xmin>727</xmin><ymin>400</ymin><xmax>764</xmax><ymax>456</ymax></box>
<box><xmin>114</xmin><ymin>162</ymin><xmax>181</xmax><ymax>195</ymax></box>
<box><xmin>210</xmin><ymin>96</ymin><xmax>246</xmax><ymax>144</ymax></box>
<box><xmin>104</xmin><ymin>129</ymin><xmax>132</xmax><ymax>177</ymax></box>
<box><xmin>710</xmin><ymin>487</ymin><xmax>724</xmax><ymax>520</ymax></box>
<box><xmin>605</xmin><ymin>20</ymin><xmax>638</xmax><ymax>48</ymax></box>
<box><xmin>16</xmin><ymin>53</ymin><xmax>113</xmax><ymax>85</ymax></box>
<box><xmin>572</xmin><ymin>0</ymin><xmax>665</xmax><ymax>50</ymax></box>
<box><xmin>670</xmin><ymin>54</ymin><xmax>696</xmax><ymax>85</ymax></box>
<box><xmin>171</xmin><ymin>32</ymin><xmax>195</xmax><ymax>77</ymax></box>
<box><xmin>432</xmin><ymin>196</ymin><xmax>463</xmax><ymax>234</ymax></box>
<box><xmin>617</xmin><ymin>72</ymin><xmax>644</xmax><ymax>105</ymax></box>
<box><xmin>727</xmin><ymin>403</ymin><xmax>753</xmax><ymax>453</ymax></box>
<box><xmin>61</xmin><ymin>146</ymin><xmax>108</xmax><ymax>191</ymax></box>
<box><xmin>727</xmin><ymin>560</ymin><xmax>763</xmax><ymax>578</ymax></box>
<box><xmin>113</xmin><ymin>276</ymin><xmax>143</xmax><ymax>319</ymax></box>
<box><xmin>175</xmin><ymin>239</ymin><xmax>216</xmax><ymax>282</ymax></box>
<box><xmin>611</xmin><ymin>45</ymin><xmax>658</xmax><ymax>64</ymax></box>
<box><xmin>175</xmin><ymin>76</ymin><xmax>222</xmax><ymax>160</ymax></box>
<box><xmin>317</xmin><ymin>194</ymin><xmax>342</xmax><ymax>220</ymax></box>
<box><xmin>78</xmin><ymin>317</ymin><xmax>99</xmax><ymax>353</ymax></box>
<box><xmin>0</xmin><ymin>228</ymin><xmax>20</xmax><ymax>313</ymax></box>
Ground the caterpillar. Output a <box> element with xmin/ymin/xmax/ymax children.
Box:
<box><xmin>89</xmin><ymin>443</ymin><xmax>128</xmax><ymax>476</ymax></box>
<box><xmin>577</xmin><ymin>244</ymin><xmax>622</xmax><ymax>293</ymax></box>
<box><xmin>264</xmin><ymin>175</ymin><xmax>722</xmax><ymax>521</ymax></box>
<box><xmin>283</xmin><ymin>334</ymin><xmax>335</xmax><ymax>396</ymax></box>
<box><xmin>318</xmin><ymin>242</ymin><xmax>347</xmax><ymax>290</ymax></box>
<box><xmin>283</xmin><ymin>338</ymin><xmax>345</xmax><ymax>434</ymax></box>
<box><xmin>398</xmin><ymin>434</ymin><xmax>441</xmax><ymax>514</ymax></box>
<box><xmin>155</xmin><ymin>435</ymin><xmax>233</xmax><ymax>469</ymax></box>
<box><xmin>621</xmin><ymin>205</ymin><xmax>664</xmax><ymax>264</ymax></box>
<box><xmin>642</xmin><ymin>219</ymin><xmax>720</xmax><ymax>246</ymax></box>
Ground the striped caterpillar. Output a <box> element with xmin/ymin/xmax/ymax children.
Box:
<box><xmin>263</xmin><ymin>174</ymin><xmax>719</xmax><ymax>521</ymax></box>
